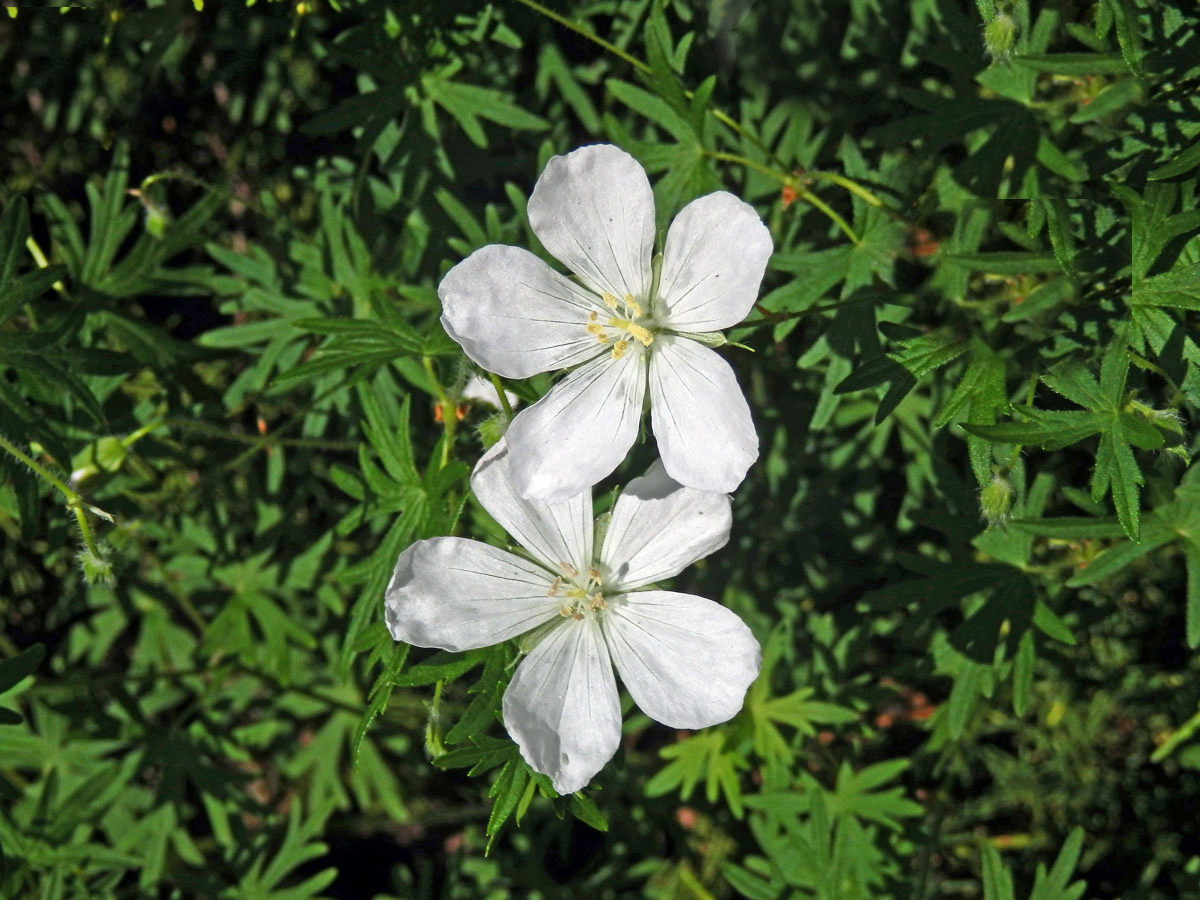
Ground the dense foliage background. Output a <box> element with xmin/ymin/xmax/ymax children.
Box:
<box><xmin>2</xmin><ymin>1</ymin><xmax>1198</xmax><ymax>897</ymax></box>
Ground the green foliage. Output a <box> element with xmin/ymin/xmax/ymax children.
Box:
<box><xmin>2</xmin><ymin>0</ymin><xmax>1199</xmax><ymax>897</ymax></box>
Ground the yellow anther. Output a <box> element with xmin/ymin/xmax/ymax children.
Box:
<box><xmin>588</xmin><ymin>595</ymin><xmax>607</xmax><ymax>611</ymax></box>
<box><xmin>559</xmin><ymin>562</ymin><xmax>578</xmax><ymax>577</ymax></box>
<box><xmin>611</xmin><ymin>339</ymin><xmax>629</xmax><ymax>360</ymax></box>
<box><xmin>586</xmin><ymin>322</ymin><xmax>610</xmax><ymax>343</ymax></box>
<box><xmin>601</xmin><ymin>292</ymin><xmax>620</xmax><ymax>310</ymax></box>
<box><xmin>559</xmin><ymin>604</ymin><xmax>574</xmax><ymax>618</ymax></box>
<box><xmin>588</xmin><ymin>567</ymin><xmax>602</xmax><ymax>585</ymax></box>
<box><xmin>628</xmin><ymin>323</ymin><xmax>654</xmax><ymax>346</ymax></box>
<box><xmin>607</xmin><ymin>317</ymin><xmax>653</xmax><ymax>347</ymax></box>
<box><xmin>547</xmin><ymin>577</ymin><xmax>562</xmax><ymax>597</ymax></box>
<box><xmin>624</xmin><ymin>293</ymin><xmax>643</xmax><ymax>317</ymax></box>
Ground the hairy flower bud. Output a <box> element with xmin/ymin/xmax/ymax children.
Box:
<box><xmin>984</xmin><ymin>10</ymin><xmax>1018</xmax><ymax>63</ymax></box>
<box><xmin>980</xmin><ymin>473</ymin><xmax>1013</xmax><ymax>528</ymax></box>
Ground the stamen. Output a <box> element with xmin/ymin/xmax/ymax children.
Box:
<box><xmin>601</xmin><ymin>292</ymin><xmax>619</xmax><ymax>310</ymax></box>
<box><xmin>611</xmin><ymin>339</ymin><xmax>628</xmax><ymax>360</ymax></box>
<box><xmin>588</xmin><ymin>567</ymin><xmax>602</xmax><ymax>585</ymax></box>
<box><xmin>588</xmin><ymin>595</ymin><xmax>607</xmax><ymax>611</ymax></box>
<box><xmin>628</xmin><ymin>323</ymin><xmax>654</xmax><ymax>346</ymax></box>
<box><xmin>559</xmin><ymin>562</ymin><xmax>579</xmax><ymax>577</ymax></box>
<box><xmin>559</xmin><ymin>604</ymin><xmax>573</xmax><ymax>618</ymax></box>
<box><xmin>624</xmin><ymin>293</ymin><xmax>643</xmax><ymax>318</ymax></box>
<box><xmin>586</xmin><ymin>319</ymin><xmax>610</xmax><ymax>343</ymax></box>
<box><xmin>547</xmin><ymin>577</ymin><xmax>562</xmax><ymax>597</ymax></box>
<box><xmin>607</xmin><ymin>317</ymin><xmax>654</xmax><ymax>347</ymax></box>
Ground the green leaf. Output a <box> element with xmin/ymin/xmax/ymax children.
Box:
<box><xmin>1187</xmin><ymin>547</ymin><xmax>1200</xmax><ymax>649</ymax></box>
<box><xmin>1011</xmin><ymin>53</ymin><xmax>1133</xmax><ymax>75</ymax></box>
<box><xmin>826</xmin><ymin>758</ymin><xmax>923</xmax><ymax>830</ymax></box>
<box><xmin>981</xmin><ymin>840</ymin><xmax>1016</xmax><ymax>900</ymax></box>
<box><xmin>1012</xmin><ymin>629</ymin><xmax>1035</xmax><ymax>717</ymax></box>
<box><xmin>568</xmin><ymin>792</ymin><xmax>609</xmax><ymax>832</ymax></box>
<box><xmin>962</xmin><ymin>410</ymin><xmax>1108</xmax><ymax>449</ymax></box>
<box><xmin>942</xmin><ymin>251</ymin><xmax>1063</xmax><ymax>275</ymax></box>
<box><xmin>1030</xmin><ymin>827</ymin><xmax>1088</xmax><ymax>900</ymax></box>
<box><xmin>646</xmin><ymin>730</ymin><xmax>748</xmax><ymax>819</ymax></box>
<box><xmin>1132</xmin><ymin>264</ymin><xmax>1200</xmax><ymax>310</ymax></box>
<box><xmin>0</xmin><ymin>643</ymin><xmax>44</xmax><ymax>694</ymax></box>
<box><xmin>1104</xmin><ymin>0</ymin><xmax>1145</xmax><ymax>76</ymax></box>
<box><xmin>422</xmin><ymin>76</ymin><xmax>548</xmax><ymax>149</ymax></box>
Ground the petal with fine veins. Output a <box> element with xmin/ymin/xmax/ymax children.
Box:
<box><xmin>649</xmin><ymin>336</ymin><xmax>758</xmax><ymax>493</ymax></box>
<box><xmin>599</xmin><ymin>460</ymin><xmax>731</xmax><ymax>591</ymax></box>
<box><xmin>470</xmin><ymin>438</ymin><xmax>593</xmax><ymax>575</ymax></box>
<box><xmin>527</xmin><ymin>144</ymin><xmax>655</xmax><ymax>302</ymax></box>
<box><xmin>385</xmin><ymin>537</ymin><xmax>559</xmax><ymax>652</ymax></box>
<box><xmin>439</xmin><ymin>244</ymin><xmax>607</xmax><ymax>380</ymax></box>
<box><xmin>603</xmin><ymin>590</ymin><xmax>761</xmax><ymax>729</ymax></box>
<box><xmin>503</xmin><ymin>619</ymin><xmax>622</xmax><ymax>795</ymax></box>
<box><xmin>506</xmin><ymin>347</ymin><xmax>648</xmax><ymax>503</ymax></box>
<box><xmin>656</xmin><ymin>192</ymin><xmax>773</xmax><ymax>332</ymax></box>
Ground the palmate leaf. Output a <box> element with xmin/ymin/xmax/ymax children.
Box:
<box><xmin>434</xmin><ymin>735</ymin><xmax>559</xmax><ymax>853</ymax></box>
<box><xmin>646</xmin><ymin>729</ymin><xmax>749</xmax><ymax>818</ymax></box>
<box><xmin>836</xmin><ymin>326</ymin><xmax>970</xmax><ymax>423</ymax></box>
<box><xmin>981</xmin><ymin>827</ymin><xmax>1087</xmax><ymax>900</ymax></box>
<box><xmin>420</xmin><ymin>71</ymin><xmax>549</xmax><ymax>150</ymax></box>
<box><xmin>822</xmin><ymin>758</ymin><xmax>923</xmax><ymax>831</ymax></box>
<box><xmin>1067</xmin><ymin>473</ymin><xmax>1200</xmax><ymax>646</ymax></box>
<box><xmin>962</xmin><ymin>334</ymin><xmax>1171</xmax><ymax>540</ymax></box>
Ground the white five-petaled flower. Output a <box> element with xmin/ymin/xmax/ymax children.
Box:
<box><xmin>439</xmin><ymin>144</ymin><xmax>774</xmax><ymax>503</ymax></box>
<box><xmin>384</xmin><ymin>438</ymin><xmax>762</xmax><ymax>794</ymax></box>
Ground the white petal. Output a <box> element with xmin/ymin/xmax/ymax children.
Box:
<box><xmin>527</xmin><ymin>144</ymin><xmax>655</xmax><ymax>302</ymax></box>
<box><xmin>439</xmin><ymin>244</ymin><xmax>607</xmax><ymax>379</ymax></box>
<box><xmin>656</xmin><ymin>192</ymin><xmax>773</xmax><ymax>332</ymax></box>
<box><xmin>470</xmin><ymin>438</ymin><xmax>593</xmax><ymax>575</ymax></box>
<box><xmin>503</xmin><ymin>619</ymin><xmax>622</xmax><ymax>794</ymax></box>
<box><xmin>649</xmin><ymin>336</ymin><xmax>757</xmax><ymax>493</ymax></box>
<box><xmin>599</xmin><ymin>460</ymin><xmax>731</xmax><ymax>590</ymax></box>
<box><xmin>505</xmin><ymin>347</ymin><xmax>647</xmax><ymax>503</ymax></box>
<box><xmin>602</xmin><ymin>590</ymin><xmax>761</xmax><ymax>729</ymax></box>
<box><xmin>385</xmin><ymin>537</ymin><xmax>559</xmax><ymax>652</ymax></box>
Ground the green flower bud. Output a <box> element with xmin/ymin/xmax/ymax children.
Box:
<box><xmin>980</xmin><ymin>474</ymin><xmax>1013</xmax><ymax>528</ymax></box>
<box><xmin>984</xmin><ymin>11</ymin><xmax>1018</xmax><ymax>63</ymax></box>
<box><xmin>477</xmin><ymin>412</ymin><xmax>508</xmax><ymax>449</ymax></box>
<box><xmin>77</xmin><ymin>543</ymin><xmax>116</xmax><ymax>586</ymax></box>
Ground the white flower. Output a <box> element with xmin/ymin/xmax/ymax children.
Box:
<box><xmin>439</xmin><ymin>144</ymin><xmax>773</xmax><ymax>503</ymax></box>
<box><xmin>384</xmin><ymin>439</ymin><xmax>762</xmax><ymax>794</ymax></box>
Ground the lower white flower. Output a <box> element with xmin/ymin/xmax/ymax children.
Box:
<box><xmin>385</xmin><ymin>439</ymin><xmax>761</xmax><ymax>794</ymax></box>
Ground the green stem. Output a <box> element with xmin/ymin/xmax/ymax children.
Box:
<box><xmin>163</xmin><ymin>418</ymin><xmax>355</xmax><ymax>451</ymax></box>
<box><xmin>24</xmin><ymin>235</ymin><xmax>61</xmax><ymax>313</ymax></box>
<box><xmin>797</xmin><ymin>186</ymin><xmax>860</xmax><ymax>245</ymax></box>
<box><xmin>423</xmin><ymin>357</ymin><xmax>456</xmax><ymax>468</ymax></box>
<box><xmin>513</xmin><ymin>0</ymin><xmax>648</xmax><ymax>73</ymax></box>
<box><xmin>488</xmin><ymin>372</ymin><xmax>515</xmax><ymax>421</ymax></box>
<box><xmin>704</xmin><ymin>150</ymin><xmax>788</xmax><ymax>182</ymax></box>
<box><xmin>0</xmin><ymin>433</ymin><xmax>109</xmax><ymax>559</ymax></box>
<box><xmin>513</xmin><ymin>0</ymin><xmax>785</xmax><ymax>166</ymax></box>
<box><xmin>805</xmin><ymin>170</ymin><xmax>886</xmax><ymax>208</ymax></box>
<box><xmin>138</xmin><ymin>171</ymin><xmax>283</xmax><ymax>227</ymax></box>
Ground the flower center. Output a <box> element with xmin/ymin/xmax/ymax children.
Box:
<box><xmin>546</xmin><ymin>562</ymin><xmax>607</xmax><ymax>620</ymax></box>
<box><xmin>585</xmin><ymin>292</ymin><xmax>655</xmax><ymax>361</ymax></box>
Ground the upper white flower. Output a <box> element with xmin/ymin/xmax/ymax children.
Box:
<box><xmin>384</xmin><ymin>438</ymin><xmax>762</xmax><ymax>794</ymax></box>
<box><xmin>439</xmin><ymin>144</ymin><xmax>774</xmax><ymax>503</ymax></box>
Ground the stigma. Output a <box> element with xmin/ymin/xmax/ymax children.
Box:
<box><xmin>589</xmin><ymin>293</ymin><xmax>655</xmax><ymax>360</ymax></box>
